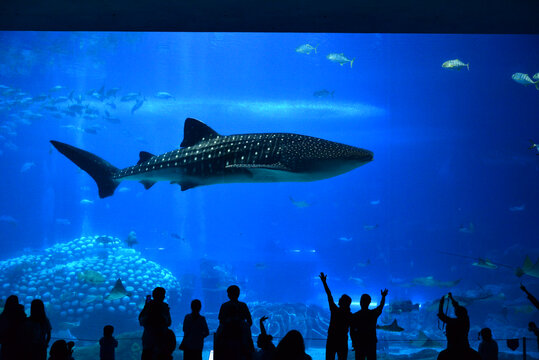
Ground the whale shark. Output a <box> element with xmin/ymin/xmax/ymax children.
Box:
<box><xmin>50</xmin><ymin>118</ymin><xmax>373</xmax><ymax>198</ymax></box>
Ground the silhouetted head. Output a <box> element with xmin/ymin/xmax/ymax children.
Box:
<box><xmin>30</xmin><ymin>299</ymin><xmax>46</xmax><ymax>322</ymax></box>
<box><xmin>360</xmin><ymin>294</ymin><xmax>371</xmax><ymax>309</ymax></box>
<box><xmin>339</xmin><ymin>294</ymin><xmax>352</xmax><ymax>309</ymax></box>
<box><xmin>49</xmin><ymin>340</ymin><xmax>68</xmax><ymax>359</ymax></box>
<box><xmin>152</xmin><ymin>287</ymin><xmax>166</xmax><ymax>302</ymax></box>
<box><xmin>104</xmin><ymin>325</ymin><xmax>114</xmax><ymax>337</ymax></box>
<box><xmin>191</xmin><ymin>299</ymin><xmax>202</xmax><ymax>313</ymax></box>
<box><xmin>480</xmin><ymin>328</ymin><xmax>492</xmax><ymax>341</ymax></box>
<box><xmin>227</xmin><ymin>285</ymin><xmax>240</xmax><ymax>300</ymax></box>
<box><xmin>2</xmin><ymin>295</ymin><xmax>20</xmax><ymax>314</ymax></box>
<box><xmin>276</xmin><ymin>330</ymin><xmax>306</xmax><ymax>359</ymax></box>
<box><xmin>454</xmin><ymin>305</ymin><xmax>468</xmax><ymax>319</ymax></box>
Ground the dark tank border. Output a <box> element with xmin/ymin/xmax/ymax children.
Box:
<box><xmin>0</xmin><ymin>0</ymin><xmax>538</xmax><ymax>34</ymax></box>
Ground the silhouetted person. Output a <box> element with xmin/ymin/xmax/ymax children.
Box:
<box><xmin>99</xmin><ymin>325</ymin><xmax>118</xmax><ymax>360</ymax></box>
<box><xmin>215</xmin><ymin>285</ymin><xmax>254</xmax><ymax>360</ymax></box>
<box><xmin>139</xmin><ymin>287</ymin><xmax>172</xmax><ymax>360</ymax></box>
<box><xmin>437</xmin><ymin>292</ymin><xmax>480</xmax><ymax>360</ymax></box>
<box><xmin>319</xmin><ymin>272</ymin><xmax>351</xmax><ymax>360</ymax></box>
<box><xmin>274</xmin><ymin>330</ymin><xmax>312</xmax><ymax>360</ymax></box>
<box><xmin>529</xmin><ymin>322</ymin><xmax>539</xmax><ymax>350</ymax></box>
<box><xmin>48</xmin><ymin>340</ymin><xmax>69</xmax><ymax>360</ymax></box>
<box><xmin>478</xmin><ymin>328</ymin><xmax>498</xmax><ymax>360</ymax></box>
<box><xmin>180</xmin><ymin>299</ymin><xmax>209</xmax><ymax>360</ymax></box>
<box><xmin>0</xmin><ymin>295</ymin><xmax>27</xmax><ymax>360</ymax></box>
<box><xmin>256</xmin><ymin>316</ymin><xmax>275</xmax><ymax>360</ymax></box>
<box><xmin>23</xmin><ymin>299</ymin><xmax>52</xmax><ymax>360</ymax></box>
<box><xmin>350</xmin><ymin>289</ymin><xmax>388</xmax><ymax>360</ymax></box>
<box><xmin>520</xmin><ymin>284</ymin><xmax>539</xmax><ymax>310</ymax></box>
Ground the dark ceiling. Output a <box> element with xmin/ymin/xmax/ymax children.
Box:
<box><xmin>0</xmin><ymin>0</ymin><xmax>538</xmax><ymax>33</ymax></box>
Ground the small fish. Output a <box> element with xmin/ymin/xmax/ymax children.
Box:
<box><xmin>121</xmin><ymin>93</ymin><xmax>140</xmax><ymax>102</ymax></box>
<box><xmin>472</xmin><ymin>258</ymin><xmax>498</xmax><ymax>270</ymax></box>
<box><xmin>49</xmin><ymin>85</ymin><xmax>66</xmax><ymax>92</ymax></box>
<box><xmin>534</xmin><ymin>73</ymin><xmax>539</xmax><ymax>81</ymax></box>
<box><xmin>156</xmin><ymin>92</ymin><xmax>175</xmax><ymax>100</ymax></box>
<box><xmin>355</xmin><ymin>259</ymin><xmax>371</xmax><ymax>268</ymax></box>
<box><xmin>125</xmin><ymin>230</ymin><xmax>138</xmax><ymax>248</ymax></box>
<box><xmin>0</xmin><ymin>215</ymin><xmax>17</xmax><ymax>225</ymax></box>
<box><xmin>55</xmin><ymin>218</ymin><xmax>71</xmax><ymax>225</ymax></box>
<box><xmin>106</xmin><ymin>88</ymin><xmax>120</xmax><ymax>98</ymax></box>
<box><xmin>363</xmin><ymin>224</ymin><xmax>378</xmax><ymax>231</ymax></box>
<box><xmin>20</xmin><ymin>162</ymin><xmax>35</xmax><ymax>173</ymax></box>
<box><xmin>442</xmin><ymin>59</ymin><xmax>469</xmax><ymax>71</ymax></box>
<box><xmin>528</xmin><ymin>140</ymin><xmax>539</xmax><ymax>155</ymax></box>
<box><xmin>509</xmin><ymin>204</ymin><xmax>525</xmax><ymax>212</ymax></box>
<box><xmin>295</xmin><ymin>44</ymin><xmax>318</xmax><ymax>55</ymax></box>
<box><xmin>349</xmin><ymin>277</ymin><xmax>364</xmax><ymax>285</ymax></box>
<box><xmin>512</xmin><ymin>73</ymin><xmax>539</xmax><ymax>89</ymax></box>
<box><xmin>326</xmin><ymin>53</ymin><xmax>354</xmax><ymax>68</ymax></box>
<box><xmin>80</xmin><ymin>199</ymin><xmax>94</xmax><ymax>205</ymax></box>
<box><xmin>377</xmin><ymin>319</ymin><xmax>404</xmax><ymax>332</ymax></box>
<box><xmin>170</xmin><ymin>233</ymin><xmax>185</xmax><ymax>241</ymax></box>
<box><xmin>118</xmin><ymin>187</ymin><xmax>130</xmax><ymax>193</ymax></box>
<box><xmin>338</xmin><ymin>236</ymin><xmax>353</xmax><ymax>242</ymax></box>
<box><xmin>289</xmin><ymin>196</ymin><xmax>311</xmax><ymax>208</ymax></box>
<box><xmin>370</xmin><ymin>200</ymin><xmax>380</xmax><ymax>205</ymax></box>
<box><xmin>459</xmin><ymin>222</ymin><xmax>475</xmax><ymax>234</ymax></box>
<box><xmin>313</xmin><ymin>89</ymin><xmax>334</xmax><ymax>98</ymax></box>
<box><xmin>131</xmin><ymin>98</ymin><xmax>145</xmax><ymax>114</ymax></box>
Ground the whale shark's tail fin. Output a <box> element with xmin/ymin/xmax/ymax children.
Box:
<box><xmin>50</xmin><ymin>140</ymin><xmax>120</xmax><ymax>198</ymax></box>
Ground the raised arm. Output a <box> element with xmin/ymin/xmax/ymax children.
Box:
<box><xmin>260</xmin><ymin>316</ymin><xmax>269</xmax><ymax>336</ymax></box>
<box><xmin>319</xmin><ymin>272</ymin><xmax>336</xmax><ymax>309</ymax></box>
<box><xmin>437</xmin><ymin>295</ymin><xmax>450</xmax><ymax>323</ymax></box>
<box><xmin>521</xmin><ymin>284</ymin><xmax>539</xmax><ymax>310</ymax></box>
<box><xmin>375</xmin><ymin>288</ymin><xmax>388</xmax><ymax>314</ymax></box>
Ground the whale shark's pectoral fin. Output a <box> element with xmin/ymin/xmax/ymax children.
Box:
<box><xmin>171</xmin><ymin>181</ymin><xmax>199</xmax><ymax>191</ymax></box>
<box><xmin>137</xmin><ymin>151</ymin><xmax>155</xmax><ymax>164</ymax></box>
<box><xmin>180</xmin><ymin>118</ymin><xmax>220</xmax><ymax>147</ymax></box>
<box><xmin>140</xmin><ymin>180</ymin><xmax>156</xmax><ymax>190</ymax></box>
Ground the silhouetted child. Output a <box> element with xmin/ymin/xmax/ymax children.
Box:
<box><xmin>24</xmin><ymin>299</ymin><xmax>52</xmax><ymax>360</ymax></box>
<box><xmin>350</xmin><ymin>289</ymin><xmax>388</xmax><ymax>360</ymax></box>
<box><xmin>274</xmin><ymin>330</ymin><xmax>312</xmax><ymax>360</ymax></box>
<box><xmin>49</xmin><ymin>340</ymin><xmax>69</xmax><ymax>360</ymax></box>
<box><xmin>319</xmin><ymin>272</ymin><xmax>352</xmax><ymax>360</ymax></box>
<box><xmin>180</xmin><ymin>299</ymin><xmax>210</xmax><ymax>360</ymax></box>
<box><xmin>99</xmin><ymin>325</ymin><xmax>118</xmax><ymax>360</ymax></box>
<box><xmin>529</xmin><ymin>322</ymin><xmax>539</xmax><ymax>350</ymax></box>
<box><xmin>256</xmin><ymin>316</ymin><xmax>275</xmax><ymax>360</ymax></box>
<box><xmin>478</xmin><ymin>328</ymin><xmax>498</xmax><ymax>360</ymax></box>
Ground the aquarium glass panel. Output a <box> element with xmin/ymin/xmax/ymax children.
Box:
<box><xmin>0</xmin><ymin>32</ymin><xmax>538</xmax><ymax>360</ymax></box>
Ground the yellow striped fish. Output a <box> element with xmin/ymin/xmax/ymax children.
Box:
<box><xmin>442</xmin><ymin>59</ymin><xmax>469</xmax><ymax>71</ymax></box>
<box><xmin>512</xmin><ymin>73</ymin><xmax>539</xmax><ymax>90</ymax></box>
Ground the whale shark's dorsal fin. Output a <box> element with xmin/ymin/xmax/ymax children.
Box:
<box><xmin>180</xmin><ymin>118</ymin><xmax>220</xmax><ymax>148</ymax></box>
<box><xmin>137</xmin><ymin>151</ymin><xmax>155</xmax><ymax>165</ymax></box>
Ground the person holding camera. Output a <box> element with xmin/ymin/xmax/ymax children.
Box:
<box><xmin>138</xmin><ymin>287</ymin><xmax>172</xmax><ymax>360</ymax></box>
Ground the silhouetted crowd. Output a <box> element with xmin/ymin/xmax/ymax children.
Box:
<box><xmin>0</xmin><ymin>279</ymin><xmax>538</xmax><ymax>360</ymax></box>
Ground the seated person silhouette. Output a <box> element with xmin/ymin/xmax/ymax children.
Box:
<box><xmin>256</xmin><ymin>316</ymin><xmax>275</xmax><ymax>360</ymax></box>
<box><xmin>437</xmin><ymin>292</ymin><xmax>480</xmax><ymax>360</ymax></box>
<box><xmin>215</xmin><ymin>285</ymin><xmax>254</xmax><ymax>360</ymax></box>
<box><xmin>274</xmin><ymin>330</ymin><xmax>312</xmax><ymax>360</ymax></box>
<box><xmin>350</xmin><ymin>289</ymin><xmax>388</xmax><ymax>360</ymax></box>
<box><xmin>319</xmin><ymin>272</ymin><xmax>352</xmax><ymax>360</ymax></box>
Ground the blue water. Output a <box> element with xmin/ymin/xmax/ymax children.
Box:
<box><xmin>0</xmin><ymin>32</ymin><xmax>538</xmax><ymax>356</ymax></box>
